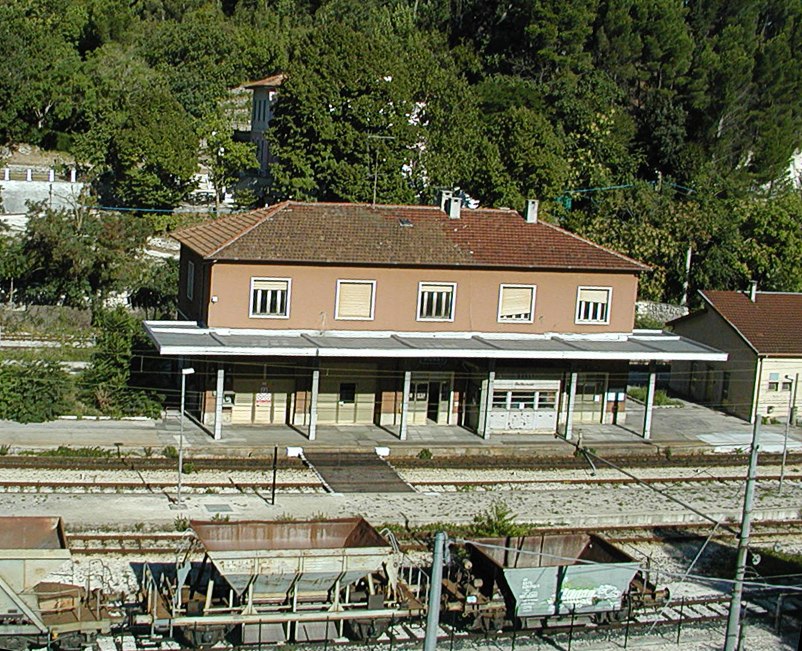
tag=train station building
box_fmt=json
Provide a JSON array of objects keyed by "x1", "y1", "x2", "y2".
[{"x1": 144, "y1": 198, "x2": 725, "y2": 442}]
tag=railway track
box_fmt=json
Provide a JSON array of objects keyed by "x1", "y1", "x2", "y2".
[
  {"x1": 66, "y1": 519, "x2": 802, "y2": 555},
  {"x1": 0, "y1": 471, "x2": 798, "y2": 495},
  {"x1": 1, "y1": 451, "x2": 801, "y2": 472}
]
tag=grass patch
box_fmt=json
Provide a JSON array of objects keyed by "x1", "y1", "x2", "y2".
[
  {"x1": 627, "y1": 386, "x2": 683, "y2": 406},
  {"x1": 19, "y1": 445, "x2": 113, "y2": 458}
]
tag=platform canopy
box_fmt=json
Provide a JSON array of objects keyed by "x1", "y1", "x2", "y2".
[{"x1": 144, "y1": 321, "x2": 726, "y2": 363}]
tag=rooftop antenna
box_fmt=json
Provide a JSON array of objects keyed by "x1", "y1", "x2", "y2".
[{"x1": 367, "y1": 134, "x2": 396, "y2": 206}]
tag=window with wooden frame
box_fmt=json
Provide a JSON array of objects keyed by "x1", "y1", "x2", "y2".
[
  {"x1": 335, "y1": 280, "x2": 375, "y2": 320},
  {"x1": 186, "y1": 260, "x2": 195, "y2": 300},
  {"x1": 498, "y1": 284, "x2": 535, "y2": 322},
  {"x1": 250, "y1": 278, "x2": 290, "y2": 318},
  {"x1": 417, "y1": 282, "x2": 456, "y2": 321},
  {"x1": 575, "y1": 286, "x2": 611, "y2": 324}
]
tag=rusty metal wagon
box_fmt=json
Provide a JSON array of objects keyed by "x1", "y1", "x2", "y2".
[
  {"x1": 442, "y1": 533, "x2": 668, "y2": 631},
  {"x1": 138, "y1": 518, "x2": 426, "y2": 647},
  {"x1": 0, "y1": 517, "x2": 117, "y2": 651}
]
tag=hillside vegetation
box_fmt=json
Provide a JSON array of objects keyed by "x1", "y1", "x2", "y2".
[{"x1": 1, "y1": 0, "x2": 801, "y2": 304}]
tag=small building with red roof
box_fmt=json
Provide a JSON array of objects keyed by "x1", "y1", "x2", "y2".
[
  {"x1": 145, "y1": 196, "x2": 725, "y2": 442},
  {"x1": 669, "y1": 286, "x2": 802, "y2": 423}
]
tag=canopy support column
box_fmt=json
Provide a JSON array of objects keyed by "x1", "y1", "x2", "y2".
[
  {"x1": 309, "y1": 365, "x2": 320, "y2": 441},
  {"x1": 399, "y1": 370, "x2": 411, "y2": 441},
  {"x1": 642, "y1": 362, "x2": 657, "y2": 440},
  {"x1": 564, "y1": 370, "x2": 578, "y2": 441},
  {"x1": 213, "y1": 366, "x2": 224, "y2": 441},
  {"x1": 478, "y1": 361, "x2": 496, "y2": 440}
]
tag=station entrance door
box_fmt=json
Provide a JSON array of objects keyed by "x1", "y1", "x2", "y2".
[{"x1": 409, "y1": 373, "x2": 453, "y2": 425}]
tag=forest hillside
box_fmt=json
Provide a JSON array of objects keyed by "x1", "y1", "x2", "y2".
[{"x1": 1, "y1": 0, "x2": 801, "y2": 305}]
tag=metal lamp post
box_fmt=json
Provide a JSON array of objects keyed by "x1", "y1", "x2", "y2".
[
  {"x1": 780, "y1": 374, "x2": 799, "y2": 494},
  {"x1": 176, "y1": 367, "x2": 195, "y2": 509}
]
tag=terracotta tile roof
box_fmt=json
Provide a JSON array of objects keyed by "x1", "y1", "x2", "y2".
[
  {"x1": 699, "y1": 290, "x2": 802, "y2": 355},
  {"x1": 172, "y1": 201, "x2": 648, "y2": 272},
  {"x1": 244, "y1": 73, "x2": 285, "y2": 89}
]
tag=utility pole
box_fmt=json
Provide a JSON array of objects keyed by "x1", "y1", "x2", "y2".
[
  {"x1": 724, "y1": 415, "x2": 762, "y2": 650},
  {"x1": 423, "y1": 531, "x2": 446, "y2": 651},
  {"x1": 680, "y1": 243, "x2": 692, "y2": 307},
  {"x1": 780, "y1": 373, "x2": 799, "y2": 493}
]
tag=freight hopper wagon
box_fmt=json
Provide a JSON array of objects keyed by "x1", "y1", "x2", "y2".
[
  {"x1": 138, "y1": 518, "x2": 426, "y2": 647},
  {"x1": 0, "y1": 517, "x2": 116, "y2": 651},
  {"x1": 443, "y1": 533, "x2": 668, "y2": 632}
]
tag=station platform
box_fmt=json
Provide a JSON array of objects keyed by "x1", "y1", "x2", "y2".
[{"x1": 0, "y1": 400, "x2": 801, "y2": 460}]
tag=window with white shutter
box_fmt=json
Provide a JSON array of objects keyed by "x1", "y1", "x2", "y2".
[
  {"x1": 250, "y1": 278, "x2": 290, "y2": 318},
  {"x1": 417, "y1": 282, "x2": 456, "y2": 321},
  {"x1": 575, "y1": 287, "x2": 611, "y2": 324},
  {"x1": 335, "y1": 280, "x2": 375, "y2": 320},
  {"x1": 498, "y1": 285, "x2": 535, "y2": 322}
]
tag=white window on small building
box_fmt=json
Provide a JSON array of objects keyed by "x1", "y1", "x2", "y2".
[
  {"x1": 335, "y1": 280, "x2": 375, "y2": 320},
  {"x1": 250, "y1": 278, "x2": 290, "y2": 318},
  {"x1": 417, "y1": 282, "x2": 456, "y2": 321},
  {"x1": 186, "y1": 260, "x2": 195, "y2": 300},
  {"x1": 575, "y1": 286, "x2": 612, "y2": 324},
  {"x1": 498, "y1": 284, "x2": 535, "y2": 322},
  {"x1": 768, "y1": 372, "x2": 780, "y2": 391}
]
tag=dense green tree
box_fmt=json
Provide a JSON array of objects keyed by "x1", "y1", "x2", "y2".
[
  {"x1": 550, "y1": 71, "x2": 639, "y2": 188},
  {"x1": 18, "y1": 205, "x2": 150, "y2": 307},
  {"x1": 74, "y1": 44, "x2": 199, "y2": 208},
  {"x1": 269, "y1": 23, "x2": 486, "y2": 203},
  {"x1": 737, "y1": 192, "x2": 802, "y2": 291},
  {"x1": 81, "y1": 307, "x2": 161, "y2": 417},
  {"x1": 0, "y1": 360, "x2": 72, "y2": 423},
  {"x1": 0, "y1": 2, "x2": 84, "y2": 142},
  {"x1": 490, "y1": 106, "x2": 570, "y2": 206},
  {"x1": 683, "y1": 1, "x2": 802, "y2": 185},
  {"x1": 100, "y1": 87, "x2": 199, "y2": 208},
  {"x1": 201, "y1": 114, "x2": 259, "y2": 210},
  {"x1": 129, "y1": 258, "x2": 179, "y2": 320}
]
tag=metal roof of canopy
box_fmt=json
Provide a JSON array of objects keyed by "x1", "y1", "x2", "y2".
[{"x1": 144, "y1": 321, "x2": 727, "y2": 362}]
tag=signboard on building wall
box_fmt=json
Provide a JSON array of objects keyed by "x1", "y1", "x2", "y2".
[{"x1": 256, "y1": 385, "x2": 272, "y2": 406}]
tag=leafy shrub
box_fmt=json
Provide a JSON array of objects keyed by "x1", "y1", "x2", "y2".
[
  {"x1": 627, "y1": 386, "x2": 682, "y2": 407},
  {"x1": 417, "y1": 448, "x2": 433, "y2": 460},
  {"x1": 471, "y1": 501, "x2": 528, "y2": 537},
  {"x1": 0, "y1": 359, "x2": 74, "y2": 423},
  {"x1": 80, "y1": 308, "x2": 162, "y2": 418},
  {"x1": 162, "y1": 445, "x2": 178, "y2": 459},
  {"x1": 20, "y1": 446, "x2": 112, "y2": 458}
]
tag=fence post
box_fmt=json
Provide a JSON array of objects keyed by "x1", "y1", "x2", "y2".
[
  {"x1": 567, "y1": 604, "x2": 576, "y2": 651},
  {"x1": 623, "y1": 597, "x2": 632, "y2": 648},
  {"x1": 774, "y1": 594, "x2": 784, "y2": 634},
  {"x1": 676, "y1": 597, "x2": 684, "y2": 644}
]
